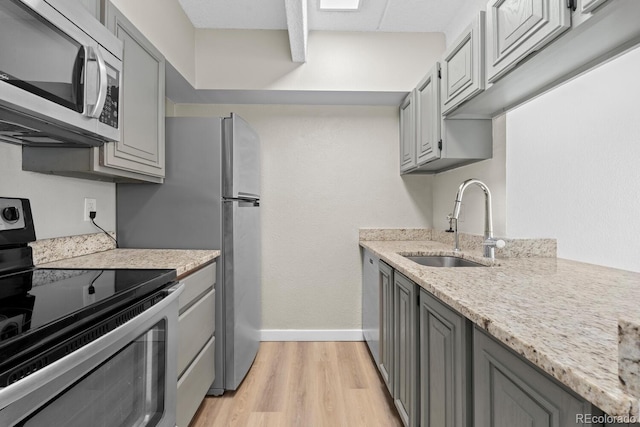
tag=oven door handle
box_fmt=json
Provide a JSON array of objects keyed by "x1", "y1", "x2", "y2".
[{"x1": 0, "y1": 282, "x2": 185, "y2": 412}]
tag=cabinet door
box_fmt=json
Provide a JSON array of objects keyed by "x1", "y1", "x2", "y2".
[
  {"x1": 581, "y1": 0, "x2": 609, "y2": 13},
  {"x1": 415, "y1": 64, "x2": 441, "y2": 166},
  {"x1": 474, "y1": 327, "x2": 592, "y2": 427},
  {"x1": 486, "y1": 0, "x2": 570, "y2": 83},
  {"x1": 442, "y1": 12, "x2": 485, "y2": 116},
  {"x1": 420, "y1": 290, "x2": 472, "y2": 427},
  {"x1": 379, "y1": 261, "x2": 394, "y2": 395},
  {"x1": 76, "y1": 0, "x2": 100, "y2": 19},
  {"x1": 394, "y1": 273, "x2": 418, "y2": 427},
  {"x1": 362, "y1": 249, "x2": 380, "y2": 367},
  {"x1": 101, "y1": 2, "x2": 166, "y2": 179},
  {"x1": 399, "y1": 91, "x2": 416, "y2": 173}
]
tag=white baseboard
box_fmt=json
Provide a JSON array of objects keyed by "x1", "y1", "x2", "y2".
[{"x1": 261, "y1": 329, "x2": 364, "y2": 342}]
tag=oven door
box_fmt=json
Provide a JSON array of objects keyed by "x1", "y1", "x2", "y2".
[{"x1": 0, "y1": 282, "x2": 184, "y2": 427}]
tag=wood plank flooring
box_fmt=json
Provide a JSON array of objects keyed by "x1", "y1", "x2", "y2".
[{"x1": 190, "y1": 341, "x2": 403, "y2": 427}]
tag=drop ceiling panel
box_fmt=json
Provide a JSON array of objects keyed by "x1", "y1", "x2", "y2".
[
  {"x1": 378, "y1": 0, "x2": 470, "y2": 32},
  {"x1": 178, "y1": 0, "x2": 480, "y2": 32},
  {"x1": 177, "y1": 0, "x2": 287, "y2": 29}
]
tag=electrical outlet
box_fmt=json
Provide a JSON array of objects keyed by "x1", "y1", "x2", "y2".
[{"x1": 84, "y1": 198, "x2": 97, "y2": 221}]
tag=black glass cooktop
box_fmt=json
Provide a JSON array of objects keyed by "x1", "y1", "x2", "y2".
[{"x1": 0, "y1": 268, "x2": 176, "y2": 382}]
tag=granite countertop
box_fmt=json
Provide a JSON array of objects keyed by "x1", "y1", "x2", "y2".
[
  {"x1": 39, "y1": 248, "x2": 220, "y2": 278},
  {"x1": 360, "y1": 238, "x2": 640, "y2": 418}
]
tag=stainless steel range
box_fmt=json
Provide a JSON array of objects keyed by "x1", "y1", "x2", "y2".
[{"x1": 0, "y1": 197, "x2": 183, "y2": 427}]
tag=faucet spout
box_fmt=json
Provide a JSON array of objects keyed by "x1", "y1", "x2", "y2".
[{"x1": 451, "y1": 179, "x2": 502, "y2": 259}]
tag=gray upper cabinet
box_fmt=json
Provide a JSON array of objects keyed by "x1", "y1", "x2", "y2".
[
  {"x1": 441, "y1": 12, "x2": 485, "y2": 116},
  {"x1": 402, "y1": 61, "x2": 492, "y2": 175},
  {"x1": 415, "y1": 64, "x2": 441, "y2": 166},
  {"x1": 474, "y1": 327, "x2": 592, "y2": 427},
  {"x1": 399, "y1": 91, "x2": 416, "y2": 173},
  {"x1": 99, "y1": 1, "x2": 166, "y2": 183},
  {"x1": 580, "y1": 0, "x2": 609, "y2": 13},
  {"x1": 77, "y1": 0, "x2": 100, "y2": 19},
  {"x1": 449, "y1": 0, "x2": 639, "y2": 118},
  {"x1": 362, "y1": 249, "x2": 380, "y2": 368},
  {"x1": 394, "y1": 272, "x2": 418, "y2": 427},
  {"x1": 486, "y1": 0, "x2": 571, "y2": 84},
  {"x1": 420, "y1": 290, "x2": 472, "y2": 427},
  {"x1": 379, "y1": 261, "x2": 394, "y2": 395}
]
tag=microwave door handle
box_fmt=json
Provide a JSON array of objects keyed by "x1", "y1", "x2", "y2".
[
  {"x1": 89, "y1": 47, "x2": 108, "y2": 119},
  {"x1": 71, "y1": 46, "x2": 87, "y2": 110}
]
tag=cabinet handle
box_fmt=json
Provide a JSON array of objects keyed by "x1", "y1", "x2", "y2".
[
  {"x1": 567, "y1": 0, "x2": 577, "y2": 11},
  {"x1": 369, "y1": 258, "x2": 374, "y2": 264}
]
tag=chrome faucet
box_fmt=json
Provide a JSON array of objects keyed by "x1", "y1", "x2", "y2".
[{"x1": 450, "y1": 179, "x2": 505, "y2": 259}]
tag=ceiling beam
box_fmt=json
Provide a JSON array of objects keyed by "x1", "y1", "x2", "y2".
[{"x1": 285, "y1": 0, "x2": 308, "y2": 63}]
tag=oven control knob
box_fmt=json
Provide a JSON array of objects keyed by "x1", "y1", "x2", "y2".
[{"x1": 2, "y1": 207, "x2": 20, "y2": 223}]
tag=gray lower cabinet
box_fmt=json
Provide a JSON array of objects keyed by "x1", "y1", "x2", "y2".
[
  {"x1": 419, "y1": 290, "x2": 472, "y2": 427},
  {"x1": 362, "y1": 249, "x2": 380, "y2": 367},
  {"x1": 474, "y1": 327, "x2": 592, "y2": 427},
  {"x1": 98, "y1": 1, "x2": 166, "y2": 183},
  {"x1": 393, "y1": 272, "x2": 418, "y2": 427},
  {"x1": 379, "y1": 261, "x2": 394, "y2": 394},
  {"x1": 176, "y1": 262, "x2": 216, "y2": 427}
]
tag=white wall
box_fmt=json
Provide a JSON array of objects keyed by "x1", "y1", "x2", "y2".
[
  {"x1": 195, "y1": 30, "x2": 445, "y2": 91},
  {"x1": 506, "y1": 46, "x2": 640, "y2": 272},
  {"x1": 0, "y1": 143, "x2": 115, "y2": 239},
  {"x1": 432, "y1": 115, "x2": 507, "y2": 236},
  {"x1": 172, "y1": 104, "x2": 433, "y2": 332}
]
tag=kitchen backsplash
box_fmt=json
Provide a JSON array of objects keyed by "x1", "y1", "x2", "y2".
[
  {"x1": 30, "y1": 232, "x2": 117, "y2": 265},
  {"x1": 360, "y1": 228, "x2": 556, "y2": 258}
]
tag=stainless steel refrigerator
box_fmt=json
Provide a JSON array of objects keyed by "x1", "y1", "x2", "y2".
[{"x1": 116, "y1": 114, "x2": 261, "y2": 395}]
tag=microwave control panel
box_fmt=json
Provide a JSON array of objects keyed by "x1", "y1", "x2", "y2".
[{"x1": 99, "y1": 69, "x2": 119, "y2": 129}]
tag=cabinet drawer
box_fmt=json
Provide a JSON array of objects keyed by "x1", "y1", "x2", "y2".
[
  {"x1": 178, "y1": 289, "x2": 215, "y2": 377},
  {"x1": 179, "y1": 262, "x2": 216, "y2": 312},
  {"x1": 177, "y1": 336, "x2": 215, "y2": 427}
]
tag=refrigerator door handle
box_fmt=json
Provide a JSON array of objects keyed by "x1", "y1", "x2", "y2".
[{"x1": 224, "y1": 197, "x2": 260, "y2": 206}]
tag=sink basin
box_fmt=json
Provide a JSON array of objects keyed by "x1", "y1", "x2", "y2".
[{"x1": 404, "y1": 256, "x2": 485, "y2": 267}]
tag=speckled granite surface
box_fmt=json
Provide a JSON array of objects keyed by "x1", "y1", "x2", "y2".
[
  {"x1": 38, "y1": 249, "x2": 220, "y2": 277},
  {"x1": 360, "y1": 238, "x2": 640, "y2": 418},
  {"x1": 430, "y1": 229, "x2": 557, "y2": 258},
  {"x1": 359, "y1": 228, "x2": 432, "y2": 241},
  {"x1": 359, "y1": 228, "x2": 556, "y2": 258},
  {"x1": 29, "y1": 232, "x2": 116, "y2": 265},
  {"x1": 619, "y1": 318, "x2": 640, "y2": 398}
]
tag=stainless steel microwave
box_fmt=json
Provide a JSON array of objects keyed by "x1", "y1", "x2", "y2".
[{"x1": 0, "y1": 0, "x2": 122, "y2": 147}]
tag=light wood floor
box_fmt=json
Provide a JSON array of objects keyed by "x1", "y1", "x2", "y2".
[{"x1": 190, "y1": 341, "x2": 403, "y2": 427}]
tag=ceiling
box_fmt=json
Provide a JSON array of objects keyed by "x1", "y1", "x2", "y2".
[
  {"x1": 177, "y1": 0, "x2": 472, "y2": 63},
  {"x1": 177, "y1": 0, "x2": 469, "y2": 33}
]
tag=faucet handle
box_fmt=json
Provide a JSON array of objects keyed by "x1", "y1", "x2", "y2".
[
  {"x1": 484, "y1": 238, "x2": 506, "y2": 249},
  {"x1": 446, "y1": 213, "x2": 455, "y2": 232}
]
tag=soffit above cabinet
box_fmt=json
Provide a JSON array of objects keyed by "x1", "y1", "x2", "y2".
[{"x1": 165, "y1": 62, "x2": 408, "y2": 106}]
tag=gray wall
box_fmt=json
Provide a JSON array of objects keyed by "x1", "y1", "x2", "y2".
[{"x1": 0, "y1": 143, "x2": 115, "y2": 239}]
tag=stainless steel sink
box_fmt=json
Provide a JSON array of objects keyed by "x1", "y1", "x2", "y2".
[{"x1": 404, "y1": 256, "x2": 485, "y2": 267}]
